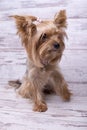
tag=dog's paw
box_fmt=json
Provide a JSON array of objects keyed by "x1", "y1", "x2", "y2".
[
  {"x1": 33, "y1": 102, "x2": 48, "y2": 112},
  {"x1": 18, "y1": 86, "x2": 30, "y2": 98},
  {"x1": 62, "y1": 90, "x2": 72, "y2": 101}
]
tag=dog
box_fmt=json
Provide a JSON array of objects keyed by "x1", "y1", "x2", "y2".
[{"x1": 9, "y1": 10, "x2": 71, "y2": 112}]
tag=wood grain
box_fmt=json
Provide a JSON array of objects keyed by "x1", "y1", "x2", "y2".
[{"x1": 0, "y1": 0, "x2": 87, "y2": 130}]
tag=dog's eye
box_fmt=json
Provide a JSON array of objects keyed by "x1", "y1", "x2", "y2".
[
  {"x1": 41, "y1": 33, "x2": 47, "y2": 41},
  {"x1": 39, "y1": 33, "x2": 47, "y2": 44},
  {"x1": 42, "y1": 33, "x2": 47, "y2": 39}
]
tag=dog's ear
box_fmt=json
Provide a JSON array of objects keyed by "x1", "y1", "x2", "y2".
[
  {"x1": 54, "y1": 10, "x2": 67, "y2": 28},
  {"x1": 10, "y1": 15, "x2": 37, "y2": 45}
]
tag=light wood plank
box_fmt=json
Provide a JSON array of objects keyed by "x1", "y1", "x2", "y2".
[{"x1": 0, "y1": 0, "x2": 87, "y2": 130}]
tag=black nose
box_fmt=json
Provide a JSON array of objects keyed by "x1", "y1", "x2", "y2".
[{"x1": 53, "y1": 43, "x2": 60, "y2": 49}]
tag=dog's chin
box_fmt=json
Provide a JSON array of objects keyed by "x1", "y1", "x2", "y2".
[
  {"x1": 40, "y1": 59, "x2": 49, "y2": 67},
  {"x1": 39, "y1": 51, "x2": 62, "y2": 67},
  {"x1": 40, "y1": 57, "x2": 59, "y2": 67}
]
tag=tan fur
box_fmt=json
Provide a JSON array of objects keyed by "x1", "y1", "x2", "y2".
[{"x1": 9, "y1": 10, "x2": 71, "y2": 112}]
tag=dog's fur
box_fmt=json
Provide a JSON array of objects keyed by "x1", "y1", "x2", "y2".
[{"x1": 9, "y1": 10, "x2": 71, "y2": 112}]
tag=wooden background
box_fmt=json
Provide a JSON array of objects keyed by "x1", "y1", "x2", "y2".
[{"x1": 0, "y1": 0, "x2": 87, "y2": 130}]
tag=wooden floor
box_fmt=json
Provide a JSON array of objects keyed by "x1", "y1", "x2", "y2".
[{"x1": 0, "y1": 0, "x2": 87, "y2": 130}]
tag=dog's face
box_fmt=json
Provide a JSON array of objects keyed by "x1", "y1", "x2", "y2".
[{"x1": 12, "y1": 10, "x2": 67, "y2": 68}]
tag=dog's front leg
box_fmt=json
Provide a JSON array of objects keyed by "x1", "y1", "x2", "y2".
[
  {"x1": 31, "y1": 83, "x2": 48, "y2": 112},
  {"x1": 51, "y1": 70, "x2": 72, "y2": 101},
  {"x1": 28, "y1": 68, "x2": 48, "y2": 112}
]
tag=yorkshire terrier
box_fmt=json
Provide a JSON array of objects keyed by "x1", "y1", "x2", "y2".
[{"x1": 9, "y1": 10, "x2": 71, "y2": 112}]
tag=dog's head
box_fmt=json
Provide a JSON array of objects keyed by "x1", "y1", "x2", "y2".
[{"x1": 12, "y1": 10, "x2": 67, "y2": 68}]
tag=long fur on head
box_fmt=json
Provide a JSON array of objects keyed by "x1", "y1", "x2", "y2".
[{"x1": 10, "y1": 10, "x2": 67, "y2": 68}]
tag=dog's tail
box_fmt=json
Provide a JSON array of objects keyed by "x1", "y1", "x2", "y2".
[{"x1": 8, "y1": 80, "x2": 22, "y2": 89}]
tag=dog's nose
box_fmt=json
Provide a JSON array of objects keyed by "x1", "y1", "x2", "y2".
[{"x1": 53, "y1": 43, "x2": 60, "y2": 49}]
